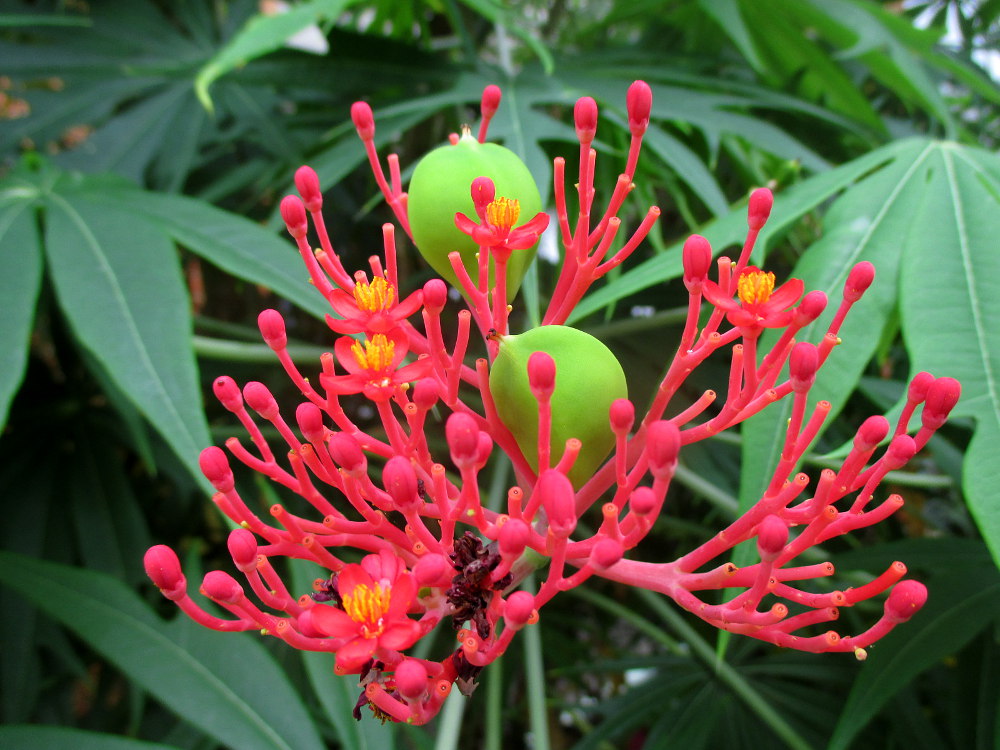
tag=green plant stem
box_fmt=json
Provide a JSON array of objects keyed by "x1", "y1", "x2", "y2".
[
  {"x1": 522, "y1": 576, "x2": 551, "y2": 750},
  {"x1": 434, "y1": 688, "x2": 466, "y2": 750},
  {"x1": 484, "y1": 654, "x2": 503, "y2": 750},
  {"x1": 193, "y1": 335, "x2": 328, "y2": 363}
]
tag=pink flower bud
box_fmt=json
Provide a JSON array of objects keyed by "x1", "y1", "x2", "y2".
[
  {"x1": 884, "y1": 434, "x2": 917, "y2": 470},
  {"x1": 630, "y1": 486, "x2": 657, "y2": 515},
  {"x1": 609, "y1": 398, "x2": 634, "y2": 435},
  {"x1": 682, "y1": 234, "x2": 712, "y2": 291},
  {"x1": 446, "y1": 412, "x2": 480, "y2": 468},
  {"x1": 199, "y1": 446, "x2": 235, "y2": 492},
  {"x1": 536, "y1": 469, "x2": 576, "y2": 537},
  {"x1": 922, "y1": 377, "x2": 961, "y2": 430},
  {"x1": 279, "y1": 195, "x2": 309, "y2": 239},
  {"x1": 756, "y1": 515, "x2": 788, "y2": 561},
  {"x1": 243, "y1": 381, "x2": 279, "y2": 420},
  {"x1": 748, "y1": 188, "x2": 773, "y2": 230},
  {"x1": 295, "y1": 402, "x2": 326, "y2": 444},
  {"x1": 590, "y1": 538, "x2": 624, "y2": 570},
  {"x1": 626, "y1": 80, "x2": 652, "y2": 136},
  {"x1": 481, "y1": 84, "x2": 502, "y2": 119},
  {"x1": 296, "y1": 607, "x2": 324, "y2": 638},
  {"x1": 227, "y1": 528, "x2": 258, "y2": 573},
  {"x1": 789, "y1": 342, "x2": 819, "y2": 393},
  {"x1": 201, "y1": 571, "x2": 243, "y2": 604},
  {"x1": 844, "y1": 262, "x2": 875, "y2": 302},
  {"x1": 350, "y1": 101, "x2": 375, "y2": 140},
  {"x1": 422, "y1": 279, "x2": 448, "y2": 314},
  {"x1": 470, "y1": 176, "x2": 496, "y2": 212},
  {"x1": 413, "y1": 378, "x2": 440, "y2": 409},
  {"x1": 574, "y1": 96, "x2": 598, "y2": 144},
  {"x1": 327, "y1": 432, "x2": 367, "y2": 474},
  {"x1": 907, "y1": 371, "x2": 935, "y2": 403},
  {"x1": 294, "y1": 165, "x2": 322, "y2": 212},
  {"x1": 884, "y1": 579, "x2": 927, "y2": 622},
  {"x1": 793, "y1": 290, "x2": 827, "y2": 326},
  {"x1": 645, "y1": 421, "x2": 681, "y2": 479},
  {"x1": 213, "y1": 375, "x2": 244, "y2": 412},
  {"x1": 383, "y1": 456, "x2": 420, "y2": 510},
  {"x1": 257, "y1": 309, "x2": 287, "y2": 350},
  {"x1": 476, "y1": 431, "x2": 493, "y2": 468},
  {"x1": 503, "y1": 590, "x2": 536, "y2": 628},
  {"x1": 528, "y1": 351, "x2": 556, "y2": 400},
  {"x1": 499, "y1": 518, "x2": 530, "y2": 556},
  {"x1": 413, "y1": 554, "x2": 451, "y2": 586},
  {"x1": 855, "y1": 415, "x2": 889, "y2": 451},
  {"x1": 395, "y1": 658, "x2": 429, "y2": 700},
  {"x1": 144, "y1": 545, "x2": 186, "y2": 600}
]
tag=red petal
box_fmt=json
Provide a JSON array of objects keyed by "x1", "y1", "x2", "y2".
[
  {"x1": 386, "y1": 574, "x2": 416, "y2": 618},
  {"x1": 334, "y1": 336, "x2": 366, "y2": 375},
  {"x1": 379, "y1": 620, "x2": 422, "y2": 651},
  {"x1": 454, "y1": 212, "x2": 479, "y2": 236},
  {"x1": 701, "y1": 279, "x2": 739, "y2": 312},
  {"x1": 766, "y1": 278, "x2": 804, "y2": 310},
  {"x1": 336, "y1": 563, "x2": 374, "y2": 596},
  {"x1": 309, "y1": 604, "x2": 357, "y2": 638},
  {"x1": 335, "y1": 636, "x2": 377, "y2": 672}
]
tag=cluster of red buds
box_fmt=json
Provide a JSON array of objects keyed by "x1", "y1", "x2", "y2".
[{"x1": 144, "y1": 80, "x2": 961, "y2": 724}]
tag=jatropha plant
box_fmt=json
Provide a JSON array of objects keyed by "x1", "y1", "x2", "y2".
[{"x1": 145, "y1": 80, "x2": 961, "y2": 724}]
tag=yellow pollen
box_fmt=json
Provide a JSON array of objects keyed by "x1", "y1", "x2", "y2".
[
  {"x1": 353, "y1": 276, "x2": 395, "y2": 313},
  {"x1": 351, "y1": 334, "x2": 395, "y2": 371},
  {"x1": 737, "y1": 270, "x2": 776, "y2": 306},
  {"x1": 342, "y1": 582, "x2": 392, "y2": 638},
  {"x1": 486, "y1": 197, "x2": 520, "y2": 232}
]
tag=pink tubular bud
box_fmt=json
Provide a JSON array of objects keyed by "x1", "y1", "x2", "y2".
[
  {"x1": 257, "y1": 309, "x2": 287, "y2": 350},
  {"x1": 855, "y1": 415, "x2": 889, "y2": 451},
  {"x1": 243, "y1": 381, "x2": 279, "y2": 420},
  {"x1": 199, "y1": 446, "x2": 235, "y2": 492},
  {"x1": 470, "y1": 176, "x2": 496, "y2": 212},
  {"x1": 630, "y1": 486, "x2": 657, "y2": 515},
  {"x1": 413, "y1": 554, "x2": 451, "y2": 586},
  {"x1": 350, "y1": 101, "x2": 375, "y2": 140},
  {"x1": 446, "y1": 412, "x2": 480, "y2": 468},
  {"x1": 645, "y1": 421, "x2": 681, "y2": 479},
  {"x1": 413, "y1": 378, "x2": 440, "y2": 409},
  {"x1": 527, "y1": 351, "x2": 556, "y2": 400},
  {"x1": 294, "y1": 165, "x2": 323, "y2": 212},
  {"x1": 609, "y1": 398, "x2": 635, "y2": 434},
  {"x1": 327, "y1": 432, "x2": 367, "y2": 474},
  {"x1": 395, "y1": 659, "x2": 429, "y2": 700},
  {"x1": 503, "y1": 590, "x2": 537, "y2": 629},
  {"x1": 756, "y1": 515, "x2": 788, "y2": 562},
  {"x1": 201, "y1": 571, "x2": 243, "y2": 604},
  {"x1": 475, "y1": 431, "x2": 493, "y2": 468},
  {"x1": 383, "y1": 456, "x2": 420, "y2": 510},
  {"x1": 789, "y1": 342, "x2": 819, "y2": 393},
  {"x1": 536, "y1": 469, "x2": 576, "y2": 537},
  {"x1": 144, "y1": 545, "x2": 186, "y2": 600},
  {"x1": 422, "y1": 279, "x2": 448, "y2": 314},
  {"x1": 213, "y1": 375, "x2": 244, "y2": 412},
  {"x1": 279, "y1": 195, "x2": 309, "y2": 239},
  {"x1": 499, "y1": 518, "x2": 530, "y2": 556},
  {"x1": 844, "y1": 262, "x2": 875, "y2": 302},
  {"x1": 922, "y1": 377, "x2": 961, "y2": 430},
  {"x1": 885, "y1": 580, "x2": 927, "y2": 622},
  {"x1": 295, "y1": 402, "x2": 326, "y2": 444},
  {"x1": 481, "y1": 84, "x2": 502, "y2": 118},
  {"x1": 227, "y1": 528, "x2": 258, "y2": 573},
  {"x1": 748, "y1": 188, "x2": 773, "y2": 231},
  {"x1": 793, "y1": 290, "x2": 828, "y2": 326},
  {"x1": 884, "y1": 434, "x2": 917, "y2": 470},
  {"x1": 626, "y1": 80, "x2": 652, "y2": 136},
  {"x1": 907, "y1": 371, "x2": 935, "y2": 403},
  {"x1": 574, "y1": 96, "x2": 598, "y2": 144},
  {"x1": 682, "y1": 234, "x2": 712, "y2": 291},
  {"x1": 590, "y1": 538, "x2": 624, "y2": 570}
]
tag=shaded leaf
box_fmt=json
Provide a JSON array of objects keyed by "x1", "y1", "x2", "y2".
[{"x1": 0, "y1": 726, "x2": 182, "y2": 750}]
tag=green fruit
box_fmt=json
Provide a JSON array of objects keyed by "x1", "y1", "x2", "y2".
[
  {"x1": 408, "y1": 130, "x2": 542, "y2": 296},
  {"x1": 490, "y1": 325, "x2": 627, "y2": 488}
]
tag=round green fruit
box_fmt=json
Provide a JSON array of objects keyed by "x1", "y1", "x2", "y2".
[
  {"x1": 490, "y1": 325, "x2": 627, "y2": 488},
  {"x1": 408, "y1": 130, "x2": 543, "y2": 296}
]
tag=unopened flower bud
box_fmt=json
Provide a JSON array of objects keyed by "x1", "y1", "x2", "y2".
[
  {"x1": 481, "y1": 84, "x2": 502, "y2": 119},
  {"x1": 907, "y1": 371, "x2": 935, "y2": 403},
  {"x1": 201, "y1": 571, "x2": 243, "y2": 604},
  {"x1": 503, "y1": 590, "x2": 537, "y2": 629},
  {"x1": 527, "y1": 351, "x2": 556, "y2": 400},
  {"x1": 383, "y1": 456, "x2": 420, "y2": 510},
  {"x1": 626, "y1": 80, "x2": 652, "y2": 136},
  {"x1": 446, "y1": 412, "x2": 480, "y2": 468},
  {"x1": 630, "y1": 486, "x2": 657, "y2": 515},
  {"x1": 199, "y1": 446, "x2": 234, "y2": 492},
  {"x1": 413, "y1": 554, "x2": 451, "y2": 586},
  {"x1": 748, "y1": 188, "x2": 773, "y2": 230},
  {"x1": 475, "y1": 431, "x2": 493, "y2": 468},
  {"x1": 395, "y1": 659, "x2": 429, "y2": 700},
  {"x1": 536, "y1": 469, "x2": 576, "y2": 537},
  {"x1": 855, "y1": 415, "x2": 889, "y2": 451},
  {"x1": 294, "y1": 165, "x2": 322, "y2": 212},
  {"x1": 499, "y1": 518, "x2": 530, "y2": 556},
  {"x1": 885, "y1": 579, "x2": 927, "y2": 622},
  {"x1": 789, "y1": 342, "x2": 819, "y2": 393},
  {"x1": 295, "y1": 402, "x2": 326, "y2": 444},
  {"x1": 227, "y1": 528, "x2": 258, "y2": 573},
  {"x1": 350, "y1": 101, "x2": 375, "y2": 140},
  {"x1": 922, "y1": 377, "x2": 961, "y2": 430},
  {"x1": 279, "y1": 195, "x2": 309, "y2": 239},
  {"x1": 327, "y1": 432, "x2": 366, "y2": 474},
  {"x1": 213, "y1": 375, "x2": 244, "y2": 412},
  {"x1": 844, "y1": 262, "x2": 875, "y2": 302},
  {"x1": 574, "y1": 96, "x2": 598, "y2": 144},
  {"x1": 422, "y1": 279, "x2": 448, "y2": 314},
  {"x1": 590, "y1": 538, "x2": 624, "y2": 570},
  {"x1": 682, "y1": 235, "x2": 712, "y2": 291},
  {"x1": 645, "y1": 421, "x2": 681, "y2": 479},
  {"x1": 243, "y1": 381, "x2": 279, "y2": 420},
  {"x1": 793, "y1": 290, "x2": 827, "y2": 326},
  {"x1": 257, "y1": 309, "x2": 287, "y2": 350},
  {"x1": 144, "y1": 545, "x2": 186, "y2": 600},
  {"x1": 413, "y1": 378, "x2": 440, "y2": 409},
  {"x1": 470, "y1": 176, "x2": 495, "y2": 213},
  {"x1": 756, "y1": 515, "x2": 788, "y2": 562},
  {"x1": 609, "y1": 398, "x2": 634, "y2": 435},
  {"x1": 884, "y1": 434, "x2": 917, "y2": 470}
]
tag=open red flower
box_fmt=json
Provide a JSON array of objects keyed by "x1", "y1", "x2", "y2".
[
  {"x1": 455, "y1": 195, "x2": 549, "y2": 256},
  {"x1": 324, "y1": 329, "x2": 431, "y2": 400},
  {"x1": 702, "y1": 267, "x2": 804, "y2": 331},
  {"x1": 326, "y1": 274, "x2": 423, "y2": 336}
]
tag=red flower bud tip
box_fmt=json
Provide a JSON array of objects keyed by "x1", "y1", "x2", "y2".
[
  {"x1": 243, "y1": 381, "x2": 279, "y2": 420},
  {"x1": 413, "y1": 378, "x2": 440, "y2": 410},
  {"x1": 609, "y1": 398, "x2": 635, "y2": 435},
  {"x1": 295, "y1": 402, "x2": 326, "y2": 444},
  {"x1": 227, "y1": 528, "x2": 258, "y2": 573},
  {"x1": 536, "y1": 469, "x2": 576, "y2": 537},
  {"x1": 279, "y1": 195, "x2": 309, "y2": 239},
  {"x1": 213, "y1": 375, "x2": 244, "y2": 412},
  {"x1": 294, "y1": 165, "x2": 323, "y2": 212},
  {"x1": 574, "y1": 96, "x2": 598, "y2": 144},
  {"x1": 844, "y1": 261, "x2": 875, "y2": 302},
  {"x1": 682, "y1": 234, "x2": 713, "y2": 291},
  {"x1": 630, "y1": 486, "x2": 657, "y2": 515},
  {"x1": 747, "y1": 188, "x2": 773, "y2": 231},
  {"x1": 789, "y1": 342, "x2": 819, "y2": 393},
  {"x1": 422, "y1": 278, "x2": 448, "y2": 314},
  {"x1": 907, "y1": 371, "x2": 936, "y2": 403},
  {"x1": 590, "y1": 538, "x2": 624, "y2": 570},
  {"x1": 328, "y1": 432, "x2": 366, "y2": 474},
  {"x1": 499, "y1": 518, "x2": 530, "y2": 556},
  {"x1": 855, "y1": 415, "x2": 889, "y2": 451},
  {"x1": 201, "y1": 570, "x2": 243, "y2": 604},
  {"x1": 527, "y1": 351, "x2": 556, "y2": 399},
  {"x1": 144, "y1": 545, "x2": 186, "y2": 600},
  {"x1": 646, "y1": 420, "x2": 681, "y2": 479},
  {"x1": 756, "y1": 515, "x2": 788, "y2": 562},
  {"x1": 350, "y1": 100, "x2": 375, "y2": 140},
  {"x1": 503, "y1": 590, "x2": 537, "y2": 628},
  {"x1": 885, "y1": 579, "x2": 927, "y2": 622},
  {"x1": 446, "y1": 412, "x2": 480, "y2": 468},
  {"x1": 626, "y1": 80, "x2": 652, "y2": 136},
  {"x1": 257, "y1": 309, "x2": 287, "y2": 350},
  {"x1": 413, "y1": 553, "x2": 451, "y2": 586},
  {"x1": 793, "y1": 290, "x2": 828, "y2": 326},
  {"x1": 199, "y1": 446, "x2": 235, "y2": 492},
  {"x1": 470, "y1": 176, "x2": 496, "y2": 212},
  {"x1": 476, "y1": 431, "x2": 493, "y2": 467},
  {"x1": 884, "y1": 434, "x2": 917, "y2": 470},
  {"x1": 383, "y1": 456, "x2": 420, "y2": 510},
  {"x1": 395, "y1": 658, "x2": 429, "y2": 700},
  {"x1": 481, "y1": 84, "x2": 502, "y2": 119},
  {"x1": 922, "y1": 377, "x2": 961, "y2": 430}
]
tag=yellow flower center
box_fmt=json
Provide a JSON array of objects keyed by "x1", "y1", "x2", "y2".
[
  {"x1": 737, "y1": 270, "x2": 775, "y2": 306},
  {"x1": 486, "y1": 197, "x2": 520, "y2": 232},
  {"x1": 353, "y1": 276, "x2": 395, "y2": 313},
  {"x1": 342, "y1": 582, "x2": 391, "y2": 638},
  {"x1": 351, "y1": 334, "x2": 395, "y2": 372}
]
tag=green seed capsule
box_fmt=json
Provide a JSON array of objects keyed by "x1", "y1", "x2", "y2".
[
  {"x1": 408, "y1": 131, "x2": 542, "y2": 296},
  {"x1": 490, "y1": 325, "x2": 627, "y2": 488}
]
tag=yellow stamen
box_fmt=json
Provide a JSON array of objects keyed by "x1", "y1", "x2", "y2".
[
  {"x1": 486, "y1": 197, "x2": 520, "y2": 232},
  {"x1": 342, "y1": 582, "x2": 392, "y2": 638},
  {"x1": 353, "y1": 276, "x2": 395, "y2": 313},
  {"x1": 351, "y1": 334, "x2": 395, "y2": 371},
  {"x1": 737, "y1": 270, "x2": 776, "y2": 306}
]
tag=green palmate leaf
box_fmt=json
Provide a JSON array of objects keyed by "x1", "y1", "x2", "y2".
[
  {"x1": 0, "y1": 726, "x2": 181, "y2": 750},
  {"x1": 0, "y1": 551, "x2": 326, "y2": 750}
]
